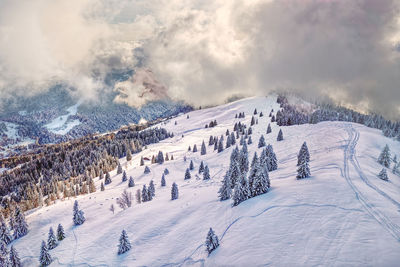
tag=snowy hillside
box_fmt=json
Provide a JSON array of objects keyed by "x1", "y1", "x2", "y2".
[{"x1": 12, "y1": 96, "x2": 400, "y2": 266}]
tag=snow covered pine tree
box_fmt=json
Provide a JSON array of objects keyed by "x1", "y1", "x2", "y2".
[
  {"x1": 73, "y1": 200, "x2": 85, "y2": 226},
  {"x1": 205, "y1": 228, "x2": 220, "y2": 255},
  {"x1": 118, "y1": 230, "x2": 131, "y2": 255}
]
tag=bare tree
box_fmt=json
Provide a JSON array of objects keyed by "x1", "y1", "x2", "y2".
[{"x1": 116, "y1": 190, "x2": 133, "y2": 210}]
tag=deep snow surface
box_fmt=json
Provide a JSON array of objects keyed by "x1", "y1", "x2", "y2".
[{"x1": 13, "y1": 96, "x2": 400, "y2": 266}]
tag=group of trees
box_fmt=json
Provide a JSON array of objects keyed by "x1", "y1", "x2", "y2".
[
  {"x1": 378, "y1": 144, "x2": 399, "y2": 180},
  {"x1": 0, "y1": 206, "x2": 28, "y2": 248},
  {"x1": 0, "y1": 126, "x2": 174, "y2": 218},
  {"x1": 276, "y1": 95, "x2": 400, "y2": 141},
  {"x1": 0, "y1": 242, "x2": 21, "y2": 266}
]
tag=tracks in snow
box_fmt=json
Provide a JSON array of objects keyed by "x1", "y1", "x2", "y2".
[{"x1": 343, "y1": 124, "x2": 400, "y2": 241}]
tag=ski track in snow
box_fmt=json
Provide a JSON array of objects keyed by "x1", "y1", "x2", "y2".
[{"x1": 343, "y1": 124, "x2": 400, "y2": 241}]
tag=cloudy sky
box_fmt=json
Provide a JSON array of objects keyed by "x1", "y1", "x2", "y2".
[{"x1": 0, "y1": 0, "x2": 399, "y2": 118}]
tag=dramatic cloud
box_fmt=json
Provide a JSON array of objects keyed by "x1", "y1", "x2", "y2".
[{"x1": 0, "y1": 0, "x2": 399, "y2": 118}]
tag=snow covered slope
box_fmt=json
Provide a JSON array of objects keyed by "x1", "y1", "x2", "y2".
[{"x1": 14, "y1": 96, "x2": 400, "y2": 266}]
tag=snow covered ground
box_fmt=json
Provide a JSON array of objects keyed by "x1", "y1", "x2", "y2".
[
  {"x1": 14, "y1": 96, "x2": 400, "y2": 266},
  {"x1": 44, "y1": 102, "x2": 81, "y2": 135}
]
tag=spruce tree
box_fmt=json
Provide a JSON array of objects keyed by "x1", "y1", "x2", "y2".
[
  {"x1": 185, "y1": 168, "x2": 191, "y2": 180},
  {"x1": 47, "y1": 227, "x2": 58, "y2": 250},
  {"x1": 205, "y1": 228, "x2": 219, "y2": 255},
  {"x1": 117, "y1": 163, "x2": 123, "y2": 175},
  {"x1": 248, "y1": 153, "x2": 259, "y2": 195},
  {"x1": 267, "y1": 123, "x2": 272, "y2": 134},
  {"x1": 149, "y1": 180, "x2": 155, "y2": 197},
  {"x1": 378, "y1": 168, "x2": 389, "y2": 181},
  {"x1": 39, "y1": 240, "x2": 52, "y2": 267},
  {"x1": 9, "y1": 245, "x2": 21, "y2": 267},
  {"x1": 161, "y1": 174, "x2": 166, "y2": 186},
  {"x1": 0, "y1": 216, "x2": 11, "y2": 245},
  {"x1": 203, "y1": 166, "x2": 211, "y2": 180},
  {"x1": 118, "y1": 230, "x2": 131, "y2": 255},
  {"x1": 201, "y1": 141, "x2": 207, "y2": 155},
  {"x1": 277, "y1": 129, "x2": 283, "y2": 141},
  {"x1": 157, "y1": 151, "x2": 164, "y2": 164},
  {"x1": 297, "y1": 142, "x2": 310, "y2": 166},
  {"x1": 218, "y1": 171, "x2": 232, "y2": 201},
  {"x1": 73, "y1": 200, "x2": 85, "y2": 226},
  {"x1": 297, "y1": 160, "x2": 311, "y2": 179},
  {"x1": 12, "y1": 206, "x2": 28, "y2": 239},
  {"x1": 189, "y1": 160, "x2": 194, "y2": 170},
  {"x1": 164, "y1": 168, "x2": 169, "y2": 175},
  {"x1": 105, "y1": 172, "x2": 112, "y2": 185},
  {"x1": 266, "y1": 144, "x2": 278, "y2": 171},
  {"x1": 247, "y1": 136, "x2": 252, "y2": 145},
  {"x1": 258, "y1": 135, "x2": 266, "y2": 148},
  {"x1": 251, "y1": 162, "x2": 270, "y2": 196},
  {"x1": 218, "y1": 137, "x2": 224, "y2": 153},
  {"x1": 378, "y1": 145, "x2": 391, "y2": 168},
  {"x1": 226, "y1": 134, "x2": 231, "y2": 148},
  {"x1": 393, "y1": 162, "x2": 400, "y2": 175},
  {"x1": 193, "y1": 144, "x2": 198, "y2": 153},
  {"x1": 229, "y1": 163, "x2": 241, "y2": 189},
  {"x1": 238, "y1": 143, "x2": 249, "y2": 174},
  {"x1": 144, "y1": 166, "x2": 151, "y2": 174},
  {"x1": 128, "y1": 177, "x2": 135, "y2": 187},
  {"x1": 171, "y1": 183, "x2": 179, "y2": 200},
  {"x1": 232, "y1": 174, "x2": 250, "y2": 206},
  {"x1": 199, "y1": 161, "x2": 205, "y2": 174},
  {"x1": 142, "y1": 185, "x2": 148, "y2": 202},
  {"x1": 122, "y1": 171, "x2": 127, "y2": 182},
  {"x1": 251, "y1": 116, "x2": 255, "y2": 126},
  {"x1": 0, "y1": 241, "x2": 8, "y2": 266},
  {"x1": 214, "y1": 139, "x2": 218, "y2": 151},
  {"x1": 57, "y1": 224, "x2": 65, "y2": 241}
]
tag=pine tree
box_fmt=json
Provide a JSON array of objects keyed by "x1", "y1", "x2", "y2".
[
  {"x1": 12, "y1": 206, "x2": 28, "y2": 239},
  {"x1": 248, "y1": 153, "x2": 259, "y2": 195},
  {"x1": 267, "y1": 123, "x2": 272, "y2": 134},
  {"x1": 136, "y1": 189, "x2": 141, "y2": 204},
  {"x1": 101, "y1": 182, "x2": 105, "y2": 191},
  {"x1": 161, "y1": 174, "x2": 166, "y2": 186},
  {"x1": 231, "y1": 132, "x2": 236, "y2": 144},
  {"x1": 277, "y1": 129, "x2": 283, "y2": 141},
  {"x1": 117, "y1": 163, "x2": 123, "y2": 175},
  {"x1": 201, "y1": 141, "x2": 207, "y2": 155},
  {"x1": 118, "y1": 230, "x2": 131, "y2": 255},
  {"x1": 214, "y1": 139, "x2": 218, "y2": 151},
  {"x1": 218, "y1": 171, "x2": 232, "y2": 201},
  {"x1": 39, "y1": 240, "x2": 52, "y2": 267},
  {"x1": 171, "y1": 182, "x2": 179, "y2": 200},
  {"x1": 144, "y1": 166, "x2": 151, "y2": 174},
  {"x1": 393, "y1": 162, "x2": 400, "y2": 175},
  {"x1": 47, "y1": 227, "x2": 58, "y2": 250},
  {"x1": 251, "y1": 116, "x2": 255, "y2": 126},
  {"x1": 122, "y1": 171, "x2": 127, "y2": 182},
  {"x1": 205, "y1": 228, "x2": 219, "y2": 255},
  {"x1": 185, "y1": 168, "x2": 191, "y2": 180},
  {"x1": 128, "y1": 177, "x2": 135, "y2": 187},
  {"x1": 157, "y1": 151, "x2": 164, "y2": 164},
  {"x1": 105, "y1": 172, "x2": 112, "y2": 185},
  {"x1": 265, "y1": 144, "x2": 278, "y2": 171},
  {"x1": 378, "y1": 145, "x2": 391, "y2": 168},
  {"x1": 142, "y1": 185, "x2": 148, "y2": 202},
  {"x1": 189, "y1": 160, "x2": 194, "y2": 170},
  {"x1": 378, "y1": 168, "x2": 389, "y2": 181},
  {"x1": 73, "y1": 200, "x2": 85, "y2": 226},
  {"x1": 9, "y1": 245, "x2": 21, "y2": 267},
  {"x1": 164, "y1": 168, "x2": 169, "y2": 175},
  {"x1": 193, "y1": 144, "x2": 198, "y2": 152},
  {"x1": 199, "y1": 161, "x2": 205, "y2": 174},
  {"x1": 0, "y1": 216, "x2": 11, "y2": 245},
  {"x1": 297, "y1": 142, "x2": 310, "y2": 166},
  {"x1": 203, "y1": 166, "x2": 211, "y2": 180},
  {"x1": 258, "y1": 135, "x2": 266, "y2": 148},
  {"x1": 57, "y1": 224, "x2": 65, "y2": 241},
  {"x1": 149, "y1": 180, "x2": 155, "y2": 197}
]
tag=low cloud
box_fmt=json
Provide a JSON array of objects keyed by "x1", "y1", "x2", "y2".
[{"x1": 0, "y1": 0, "x2": 399, "y2": 118}]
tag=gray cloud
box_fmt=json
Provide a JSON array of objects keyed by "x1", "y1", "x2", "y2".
[{"x1": 0, "y1": 0, "x2": 399, "y2": 118}]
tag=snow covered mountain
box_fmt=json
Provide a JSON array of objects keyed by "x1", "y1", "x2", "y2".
[{"x1": 9, "y1": 95, "x2": 400, "y2": 266}]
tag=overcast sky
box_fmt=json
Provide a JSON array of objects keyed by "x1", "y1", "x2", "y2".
[{"x1": 0, "y1": 0, "x2": 399, "y2": 118}]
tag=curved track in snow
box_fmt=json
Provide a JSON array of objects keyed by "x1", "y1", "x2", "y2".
[{"x1": 343, "y1": 124, "x2": 400, "y2": 241}]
